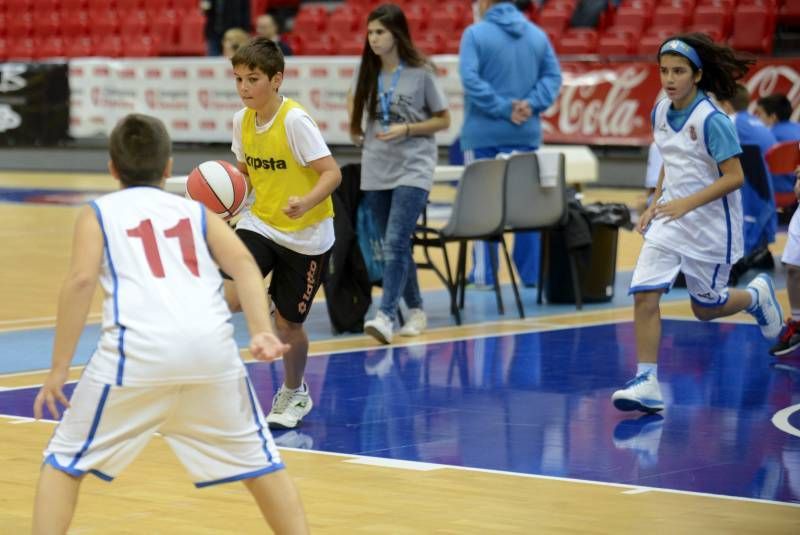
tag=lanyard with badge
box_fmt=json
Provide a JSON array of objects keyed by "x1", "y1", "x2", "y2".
[{"x1": 378, "y1": 62, "x2": 403, "y2": 131}]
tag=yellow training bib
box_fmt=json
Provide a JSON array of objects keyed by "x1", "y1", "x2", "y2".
[{"x1": 241, "y1": 98, "x2": 334, "y2": 232}]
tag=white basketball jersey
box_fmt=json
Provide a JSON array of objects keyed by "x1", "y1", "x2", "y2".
[
  {"x1": 85, "y1": 187, "x2": 245, "y2": 386},
  {"x1": 649, "y1": 98, "x2": 743, "y2": 264}
]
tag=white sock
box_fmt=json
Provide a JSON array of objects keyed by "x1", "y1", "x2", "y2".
[
  {"x1": 747, "y1": 287, "x2": 758, "y2": 310},
  {"x1": 637, "y1": 362, "x2": 658, "y2": 378},
  {"x1": 283, "y1": 383, "x2": 306, "y2": 394}
]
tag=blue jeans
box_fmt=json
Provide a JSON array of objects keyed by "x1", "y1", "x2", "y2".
[
  {"x1": 463, "y1": 145, "x2": 541, "y2": 286},
  {"x1": 363, "y1": 186, "x2": 428, "y2": 320}
]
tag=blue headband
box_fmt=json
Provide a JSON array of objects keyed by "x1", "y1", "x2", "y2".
[{"x1": 659, "y1": 40, "x2": 703, "y2": 70}]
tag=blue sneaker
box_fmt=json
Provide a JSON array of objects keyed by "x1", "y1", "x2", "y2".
[
  {"x1": 612, "y1": 372, "x2": 664, "y2": 413},
  {"x1": 746, "y1": 273, "x2": 783, "y2": 340}
]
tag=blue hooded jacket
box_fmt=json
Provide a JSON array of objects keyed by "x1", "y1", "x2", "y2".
[{"x1": 459, "y1": 2, "x2": 562, "y2": 151}]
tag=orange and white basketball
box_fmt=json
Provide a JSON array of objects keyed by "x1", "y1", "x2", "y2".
[{"x1": 185, "y1": 160, "x2": 248, "y2": 220}]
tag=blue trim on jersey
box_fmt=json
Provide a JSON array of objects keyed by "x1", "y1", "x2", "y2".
[
  {"x1": 115, "y1": 326, "x2": 127, "y2": 386},
  {"x1": 711, "y1": 264, "x2": 720, "y2": 290},
  {"x1": 666, "y1": 95, "x2": 708, "y2": 133},
  {"x1": 194, "y1": 464, "x2": 285, "y2": 488},
  {"x1": 628, "y1": 283, "x2": 672, "y2": 295},
  {"x1": 89, "y1": 202, "x2": 127, "y2": 385},
  {"x1": 722, "y1": 196, "x2": 732, "y2": 264},
  {"x1": 690, "y1": 293, "x2": 729, "y2": 308},
  {"x1": 245, "y1": 377, "x2": 273, "y2": 464},
  {"x1": 68, "y1": 383, "x2": 111, "y2": 470},
  {"x1": 44, "y1": 454, "x2": 115, "y2": 481},
  {"x1": 200, "y1": 203, "x2": 207, "y2": 242}
]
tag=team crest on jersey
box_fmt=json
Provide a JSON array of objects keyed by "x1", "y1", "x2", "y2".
[{"x1": 689, "y1": 125, "x2": 697, "y2": 141}]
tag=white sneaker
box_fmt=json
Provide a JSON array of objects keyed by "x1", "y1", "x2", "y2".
[
  {"x1": 398, "y1": 308, "x2": 427, "y2": 337},
  {"x1": 746, "y1": 273, "x2": 783, "y2": 340},
  {"x1": 265, "y1": 383, "x2": 313, "y2": 429},
  {"x1": 613, "y1": 414, "x2": 664, "y2": 468},
  {"x1": 612, "y1": 372, "x2": 664, "y2": 413},
  {"x1": 364, "y1": 311, "x2": 393, "y2": 344}
]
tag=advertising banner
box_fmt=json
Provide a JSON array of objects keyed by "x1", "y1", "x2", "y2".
[
  {"x1": 68, "y1": 56, "x2": 800, "y2": 147},
  {"x1": 0, "y1": 61, "x2": 69, "y2": 146}
]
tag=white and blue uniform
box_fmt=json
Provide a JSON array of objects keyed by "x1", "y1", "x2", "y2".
[
  {"x1": 631, "y1": 91, "x2": 743, "y2": 306},
  {"x1": 44, "y1": 186, "x2": 283, "y2": 486}
]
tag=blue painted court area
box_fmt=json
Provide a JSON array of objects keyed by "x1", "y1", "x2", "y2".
[{"x1": 4, "y1": 320, "x2": 799, "y2": 504}]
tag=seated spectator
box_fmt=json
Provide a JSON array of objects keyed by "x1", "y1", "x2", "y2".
[
  {"x1": 222, "y1": 27, "x2": 251, "y2": 59},
  {"x1": 755, "y1": 93, "x2": 800, "y2": 192},
  {"x1": 255, "y1": 14, "x2": 293, "y2": 56}
]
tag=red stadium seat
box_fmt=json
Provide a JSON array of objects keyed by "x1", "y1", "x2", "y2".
[
  {"x1": 0, "y1": 38, "x2": 7, "y2": 61},
  {"x1": 293, "y1": 5, "x2": 328, "y2": 34},
  {"x1": 558, "y1": 28, "x2": 598, "y2": 55},
  {"x1": 124, "y1": 35, "x2": 157, "y2": 57},
  {"x1": 284, "y1": 32, "x2": 304, "y2": 55},
  {"x1": 779, "y1": 0, "x2": 800, "y2": 27},
  {"x1": 0, "y1": 13, "x2": 6, "y2": 38},
  {"x1": 87, "y1": 0, "x2": 115, "y2": 10},
  {"x1": 116, "y1": 0, "x2": 143, "y2": 10},
  {"x1": 638, "y1": 28, "x2": 674, "y2": 56},
  {"x1": 149, "y1": 9, "x2": 178, "y2": 54},
  {"x1": 176, "y1": 11, "x2": 206, "y2": 55},
  {"x1": 613, "y1": 2, "x2": 653, "y2": 34},
  {"x1": 87, "y1": 11, "x2": 120, "y2": 39},
  {"x1": 766, "y1": 140, "x2": 800, "y2": 175},
  {"x1": 6, "y1": 37, "x2": 36, "y2": 59},
  {"x1": 428, "y1": 3, "x2": 464, "y2": 33},
  {"x1": 33, "y1": 12, "x2": 62, "y2": 38},
  {"x1": 417, "y1": 30, "x2": 445, "y2": 55},
  {"x1": 692, "y1": 5, "x2": 732, "y2": 39},
  {"x1": 118, "y1": 10, "x2": 149, "y2": 38},
  {"x1": 6, "y1": 13, "x2": 33, "y2": 39},
  {"x1": 329, "y1": 5, "x2": 362, "y2": 33},
  {"x1": 651, "y1": 5, "x2": 689, "y2": 32},
  {"x1": 302, "y1": 33, "x2": 339, "y2": 55},
  {"x1": 538, "y1": 4, "x2": 573, "y2": 33},
  {"x1": 172, "y1": 0, "x2": 200, "y2": 14},
  {"x1": 63, "y1": 37, "x2": 94, "y2": 57},
  {"x1": 61, "y1": 11, "x2": 90, "y2": 38},
  {"x1": 3, "y1": 0, "x2": 33, "y2": 13},
  {"x1": 57, "y1": 0, "x2": 88, "y2": 9},
  {"x1": 443, "y1": 34, "x2": 462, "y2": 54},
  {"x1": 38, "y1": 37, "x2": 65, "y2": 59},
  {"x1": 687, "y1": 24, "x2": 723, "y2": 42},
  {"x1": 31, "y1": 0, "x2": 59, "y2": 16},
  {"x1": 339, "y1": 34, "x2": 365, "y2": 56},
  {"x1": 93, "y1": 36, "x2": 123, "y2": 57},
  {"x1": 597, "y1": 27, "x2": 638, "y2": 56},
  {"x1": 730, "y1": 4, "x2": 776, "y2": 54}
]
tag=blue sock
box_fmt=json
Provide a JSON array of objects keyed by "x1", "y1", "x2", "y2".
[{"x1": 637, "y1": 362, "x2": 658, "y2": 378}]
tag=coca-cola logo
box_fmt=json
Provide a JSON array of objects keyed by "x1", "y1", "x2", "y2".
[
  {"x1": 744, "y1": 64, "x2": 800, "y2": 122},
  {"x1": 550, "y1": 66, "x2": 649, "y2": 138}
]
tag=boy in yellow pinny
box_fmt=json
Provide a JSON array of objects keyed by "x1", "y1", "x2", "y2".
[{"x1": 226, "y1": 37, "x2": 342, "y2": 429}]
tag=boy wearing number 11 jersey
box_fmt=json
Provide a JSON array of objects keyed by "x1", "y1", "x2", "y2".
[{"x1": 31, "y1": 114, "x2": 309, "y2": 534}]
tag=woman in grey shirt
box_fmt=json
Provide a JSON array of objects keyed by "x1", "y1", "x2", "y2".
[{"x1": 347, "y1": 3, "x2": 450, "y2": 344}]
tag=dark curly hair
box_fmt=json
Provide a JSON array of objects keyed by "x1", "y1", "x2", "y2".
[{"x1": 658, "y1": 33, "x2": 755, "y2": 101}]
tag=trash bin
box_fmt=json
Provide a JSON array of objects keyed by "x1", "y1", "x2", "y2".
[{"x1": 544, "y1": 202, "x2": 631, "y2": 304}]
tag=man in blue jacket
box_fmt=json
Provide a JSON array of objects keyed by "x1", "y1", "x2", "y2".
[{"x1": 459, "y1": 0, "x2": 562, "y2": 289}]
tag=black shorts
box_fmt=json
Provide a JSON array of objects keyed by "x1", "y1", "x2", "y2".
[{"x1": 223, "y1": 229, "x2": 329, "y2": 324}]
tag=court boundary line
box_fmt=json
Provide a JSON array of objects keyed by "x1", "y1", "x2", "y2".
[
  {"x1": 5, "y1": 416, "x2": 798, "y2": 509},
  {"x1": 0, "y1": 314, "x2": 765, "y2": 382}
]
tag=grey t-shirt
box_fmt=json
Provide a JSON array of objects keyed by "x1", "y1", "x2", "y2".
[{"x1": 352, "y1": 64, "x2": 448, "y2": 192}]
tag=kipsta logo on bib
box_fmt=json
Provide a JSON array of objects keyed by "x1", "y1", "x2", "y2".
[
  {"x1": 689, "y1": 125, "x2": 697, "y2": 141},
  {"x1": 245, "y1": 155, "x2": 288, "y2": 170}
]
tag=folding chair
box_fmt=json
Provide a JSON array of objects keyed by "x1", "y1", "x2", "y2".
[
  {"x1": 503, "y1": 152, "x2": 583, "y2": 310},
  {"x1": 413, "y1": 159, "x2": 509, "y2": 325}
]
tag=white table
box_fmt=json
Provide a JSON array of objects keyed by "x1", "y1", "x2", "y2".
[{"x1": 166, "y1": 144, "x2": 598, "y2": 195}]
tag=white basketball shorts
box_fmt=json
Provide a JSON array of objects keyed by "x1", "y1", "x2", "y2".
[
  {"x1": 783, "y1": 208, "x2": 800, "y2": 267},
  {"x1": 43, "y1": 375, "x2": 283, "y2": 487},
  {"x1": 630, "y1": 240, "x2": 731, "y2": 307}
]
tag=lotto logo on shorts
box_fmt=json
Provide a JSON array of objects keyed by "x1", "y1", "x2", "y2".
[
  {"x1": 298, "y1": 260, "x2": 318, "y2": 315},
  {"x1": 244, "y1": 155, "x2": 288, "y2": 171}
]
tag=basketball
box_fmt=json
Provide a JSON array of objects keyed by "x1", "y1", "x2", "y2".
[{"x1": 185, "y1": 160, "x2": 248, "y2": 220}]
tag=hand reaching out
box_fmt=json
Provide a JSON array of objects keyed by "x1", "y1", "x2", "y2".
[{"x1": 250, "y1": 332, "x2": 291, "y2": 362}]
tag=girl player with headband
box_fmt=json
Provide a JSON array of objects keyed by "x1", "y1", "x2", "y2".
[{"x1": 612, "y1": 34, "x2": 783, "y2": 413}]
